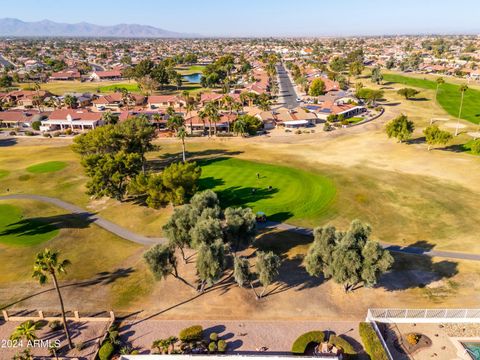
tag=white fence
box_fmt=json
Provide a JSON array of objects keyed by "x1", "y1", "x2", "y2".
[
  {"x1": 2, "y1": 309, "x2": 115, "y2": 322},
  {"x1": 367, "y1": 308, "x2": 480, "y2": 324}
]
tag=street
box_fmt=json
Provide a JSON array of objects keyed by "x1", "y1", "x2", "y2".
[{"x1": 276, "y1": 62, "x2": 299, "y2": 109}]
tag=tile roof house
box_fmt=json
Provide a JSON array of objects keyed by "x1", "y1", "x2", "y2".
[
  {"x1": 49, "y1": 69, "x2": 81, "y2": 81},
  {"x1": 0, "y1": 110, "x2": 42, "y2": 128},
  {"x1": 41, "y1": 109, "x2": 103, "y2": 131},
  {"x1": 93, "y1": 93, "x2": 145, "y2": 110},
  {"x1": 89, "y1": 70, "x2": 123, "y2": 81}
]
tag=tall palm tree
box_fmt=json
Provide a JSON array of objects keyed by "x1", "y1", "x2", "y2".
[
  {"x1": 198, "y1": 109, "x2": 208, "y2": 136},
  {"x1": 10, "y1": 320, "x2": 40, "y2": 342},
  {"x1": 431, "y1": 77, "x2": 445, "y2": 124},
  {"x1": 185, "y1": 101, "x2": 196, "y2": 135},
  {"x1": 32, "y1": 249, "x2": 73, "y2": 349},
  {"x1": 167, "y1": 114, "x2": 187, "y2": 162},
  {"x1": 121, "y1": 88, "x2": 134, "y2": 113},
  {"x1": 455, "y1": 84, "x2": 468, "y2": 136},
  {"x1": 204, "y1": 101, "x2": 220, "y2": 136}
]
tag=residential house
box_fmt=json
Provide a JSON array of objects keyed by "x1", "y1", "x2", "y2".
[
  {"x1": 89, "y1": 70, "x2": 123, "y2": 81},
  {"x1": 41, "y1": 109, "x2": 103, "y2": 131}
]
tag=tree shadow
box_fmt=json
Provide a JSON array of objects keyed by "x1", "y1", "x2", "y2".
[
  {"x1": 0, "y1": 212, "x2": 97, "y2": 237},
  {"x1": 441, "y1": 144, "x2": 468, "y2": 153},
  {"x1": 382, "y1": 102, "x2": 401, "y2": 106},
  {"x1": 252, "y1": 230, "x2": 323, "y2": 297},
  {"x1": 215, "y1": 186, "x2": 279, "y2": 208},
  {"x1": 150, "y1": 150, "x2": 243, "y2": 170},
  {"x1": 408, "y1": 97, "x2": 429, "y2": 101},
  {"x1": 1, "y1": 268, "x2": 135, "y2": 309},
  {"x1": 378, "y1": 241, "x2": 458, "y2": 291},
  {"x1": 0, "y1": 138, "x2": 17, "y2": 147},
  {"x1": 405, "y1": 136, "x2": 426, "y2": 145}
]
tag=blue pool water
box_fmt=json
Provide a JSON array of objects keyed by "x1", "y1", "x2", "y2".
[
  {"x1": 183, "y1": 73, "x2": 203, "y2": 83},
  {"x1": 463, "y1": 342, "x2": 480, "y2": 359}
]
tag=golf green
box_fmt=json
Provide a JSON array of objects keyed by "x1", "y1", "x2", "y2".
[
  {"x1": 26, "y1": 161, "x2": 67, "y2": 174},
  {"x1": 383, "y1": 73, "x2": 480, "y2": 124},
  {"x1": 0, "y1": 204, "x2": 59, "y2": 246},
  {"x1": 199, "y1": 157, "x2": 336, "y2": 222}
]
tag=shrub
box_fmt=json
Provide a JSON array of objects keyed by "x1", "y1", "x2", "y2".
[
  {"x1": 406, "y1": 333, "x2": 420, "y2": 345},
  {"x1": 43, "y1": 133, "x2": 52, "y2": 138},
  {"x1": 9, "y1": 131, "x2": 16, "y2": 136},
  {"x1": 32, "y1": 120, "x2": 41, "y2": 131},
  {"x1": 53, "y1": 131, "x2": 61, "y2": 137},
  {"x1": 98, "y1": 341, "x2": 114, "y2": 360},
  {"x1": 218, "y1": 339, "x2": 227, "y2": 353},
  {"x1": 470, "y1": 139, "x2": 480, "y2": 155},
  {"x1": 25, "y1": 131, "x2": 34, "y2": 136},
  {"x1": 208, "y1": 341, "x2": 217, "y2": 353},
  {"x1": 179, "y1": 325, "x2": 203, "y2": 342},
  {"x1": 65, "y1": 128, "x2": 73, "y2": 135},
  {"x1": 295, "y1": 129, "x2": 302, "y2": 134},
  {"x1": 291, "y1": 331, "x2": 325, "y2": 354},
  {"x1": 209, "y1": 332, "x2": 218, "y2": 342},
  {"x1": 75, "y1": 341, "x2": 85, "y2": 351},
  {"x1": 49, "y1": 320, "x2": 62, "y2": 331},
  {"x1": 329, "y1": 335, "x2": 356, "y2": 356},
  {"x1": 359, "y1": 322, "x2": 389, "y2": 360}
]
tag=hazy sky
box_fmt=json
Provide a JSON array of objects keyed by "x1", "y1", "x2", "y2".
[{"x1": 2, "y1": 0, "x2": 480, "y2": 37}]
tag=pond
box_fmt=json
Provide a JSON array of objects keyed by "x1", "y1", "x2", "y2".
[{"x1": 183, "y1": 73, "x2": 203, "y2": 83}]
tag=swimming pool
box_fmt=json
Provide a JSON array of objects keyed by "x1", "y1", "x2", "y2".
[{"x1": 463, "y1": 342, "x2": 480, "y2": 359}]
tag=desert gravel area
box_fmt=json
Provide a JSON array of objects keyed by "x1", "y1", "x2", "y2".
[
  {"x1": 118, "y1": 319, "x2": 362, "y2": 355},
  {"x1": 0, "y1": 319, "x2": 109, "y2": 359}
]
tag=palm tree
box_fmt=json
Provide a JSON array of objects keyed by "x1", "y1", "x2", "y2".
[
  {"x1": 167, "y1": 114, "x2": 187, "y2": 162},
  {"x1": 198, "y1": 109, "x2": 208, "y2": 136},
  {"x1": 121, "y1": 88, "x2": 134, "y2": 112},
  {"x1": 222, "y1": 95, "x2": 235, "y2": 132},
  {"x1": 185, "y1": 101, "x2": 196, "y2": 135},
  {"x1": 431, "y1": 77, "x2": 445, "y2": 124},
  {"x1": 10, "y1": 320, "x2": 40, "y2": 342},
  {"x1": 233, "y1": 119, "x2": 247, "y2": 137},
  {"x1": 32, "y1": 249, "x2": 73, "y2": 349},
  {"x1": 455, "y1": 84, "x2": 468, "y2": 136},
  {"x1": 33, "y1": 81, "x2": 43, "y2": 112},
  {"x1": 204, "y1": 101, "x2": 220, "y2": 136}
]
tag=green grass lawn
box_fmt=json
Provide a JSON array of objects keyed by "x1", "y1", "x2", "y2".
[
  {"x1": 26, "y1": 161, "x2": 67, "y2": 174},
  {"x1": 383, "y1": 73, "x2": 480, "y2": 124},
  {"x1": 0, "y1": 203, "x2": 59, "y2": 246},
  {"x1": 198, "y1": 157, "x2": 336, "y2": 223},
  {"x1": 176, "y1": 65, "x2": 206, "y2": 75},
  {"x1": 98, "y1": 83, "x2": 141, "y2": 93},
  {"x1": 348, "y1": 117, "x2": 364, "y2": 124},
  {"x1": 0, "y1": 170, "x2": 9, "y2": 179}
]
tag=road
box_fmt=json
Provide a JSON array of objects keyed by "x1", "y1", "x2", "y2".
[
  {"x1": 276, "y1": 63, "x2": 298, "y2": 109},
  {"x1": 0, "y1": 54, "x2": 14, "y2": 68},
  {"x1": 1, "y1": 194, "x2": 479, "y2": 261}
]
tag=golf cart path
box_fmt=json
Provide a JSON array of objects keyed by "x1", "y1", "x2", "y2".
[
  {"x1": 1, "y1": 194, "x2": 479, "y2": 261},
  {"x1": 0, "y1": 194, "x2": 165, "y2": 245}
]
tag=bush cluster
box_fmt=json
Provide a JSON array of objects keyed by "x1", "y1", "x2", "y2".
[
  {"x1": 179, "y1": 325, "x2": 203, "y2": 342},
  {"x1": 359, "y1": 322, "x2": 389, "y2": 360},
  {"x1": 291, "y1": 331, "x2": 325, "y2": 354}
]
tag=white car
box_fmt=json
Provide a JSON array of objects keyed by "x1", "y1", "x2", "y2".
[{"x1": 296, "y1": 98, "x2": 302, "y2": 102}]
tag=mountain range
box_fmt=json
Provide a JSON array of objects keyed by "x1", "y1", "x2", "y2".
[{"x1": 0, "y1": 18, "x2": 199, "y2": 38}]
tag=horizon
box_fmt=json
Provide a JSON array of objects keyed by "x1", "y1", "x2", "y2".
[{"x1": 1, "y1": 0, "x2": 480, "y2": 37}]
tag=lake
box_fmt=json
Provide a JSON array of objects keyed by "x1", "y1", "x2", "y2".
[{"x1": 183, "y1": 73, "x2": 203, "y2": 83}]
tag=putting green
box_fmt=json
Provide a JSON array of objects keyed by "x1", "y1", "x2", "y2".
[
  {"x1": 0, "y1": 204, "x2": 59, "y2": 246},
  {"x1": 26, "y1": 161, "x2": 67, "y2": 174},
  {"x1": 0, "y1": 170, "x2": 8, "y2": 179},
  {"x1": 199, "y1": 158, "x2": 336, "y2": 222}
]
